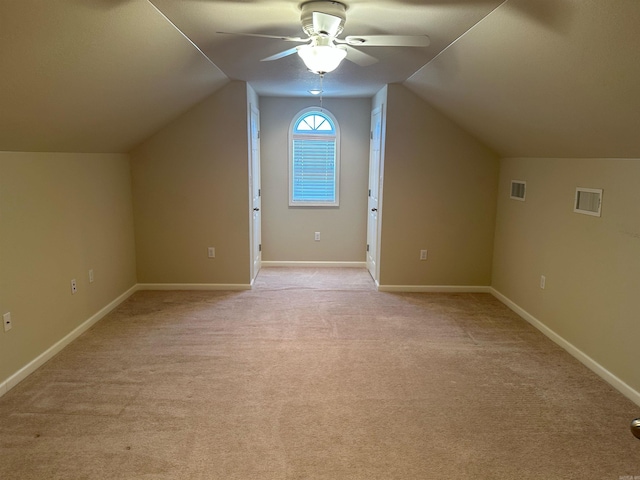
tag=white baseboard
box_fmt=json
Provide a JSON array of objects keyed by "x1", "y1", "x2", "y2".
[
  {"x1": 0, "y1": 284, "x2": 138, "y2": 398},
  {"x1": 136, "y1": 283, "x2": 251, "y2": 291},
  {"x1": 378, "y1": 285, "x2": 492, "y2": 293},
  {"x1": 490, "y1": 287, "x2": 640, "y2": 407},
  {"x1": 261, "y1": 261, "x2": 366, "y2": 268}
]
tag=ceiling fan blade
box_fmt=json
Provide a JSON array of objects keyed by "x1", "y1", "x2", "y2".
[
  {"x1": 312, "y1": 11, "x2": 342, "y2": 37},
  {"x1": 341, "y1": 35, "x2": 430, "y2": 47},
  {"x1": 217, "y1": 31, "x2": 307, "y2": 43},
  {"x1": 261, "y1": 47, "x2": 300, "y2": 62},
  {"x1": 344, "y1": 46, "x2": 378, "y2": 67}
]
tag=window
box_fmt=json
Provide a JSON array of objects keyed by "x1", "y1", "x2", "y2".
[{"x1": 289, "y1": 108, "x2": 340, "y2": 206}]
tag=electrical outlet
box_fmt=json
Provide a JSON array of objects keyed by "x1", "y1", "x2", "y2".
[
  {"x1": 420, "y1": 250, "x2": 428, "y2": 261},
  {"x1": 71, "y1": 278, "x2": 77, "y2": 295},
  {"x1": 3, "y1": 312, "x2": 11, "y2": 332},
  {"x1": 314, "y1": 232, "x2": 320, "y2": 241},
  {"x1": 208, "y1": 247, "x2": 215, "y2": 258},
  {"x1": 540, "y1": 275, "x2": 546, "y2": 289},
  {"x1": 89, "y1": 269, "x2": 94, "y2": 284}
]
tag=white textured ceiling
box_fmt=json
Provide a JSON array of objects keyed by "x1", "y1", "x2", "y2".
[{"x1": 1, "y1": 0, "x2": 640, "y2": 157}]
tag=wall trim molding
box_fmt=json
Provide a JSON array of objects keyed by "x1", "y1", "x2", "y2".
[
  {"x1": 490, "y1": 287, "x2": 640, "y2": 407},
  {"x1": 378, "y1": 285, "x2": 492, "y2": 293},
  {"x1": 137, "y1": 283, "x2": 251, "y2": 291},
  {"x1": 0, "y1": 284, "x2": 138, "y2": 398},
  {"x1": 261, "y1": 261, "x2": 366, "y2": 268}
]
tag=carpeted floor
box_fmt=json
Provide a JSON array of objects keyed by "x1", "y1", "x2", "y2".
[{"x1": 1, "y1": 267, "x2": 638, "y2": 479}]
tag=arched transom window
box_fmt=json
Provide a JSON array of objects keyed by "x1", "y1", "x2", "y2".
[{"x1": 289, "y1": 108, "x2": 340, "y2": 206}]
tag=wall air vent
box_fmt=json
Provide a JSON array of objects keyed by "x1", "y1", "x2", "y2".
[
  {"x1": 574, "y1": 187, "x2": 602, "y2": 217},
  {"x1": 510, "y1": 180, "x2": 526, "y2": 201}
]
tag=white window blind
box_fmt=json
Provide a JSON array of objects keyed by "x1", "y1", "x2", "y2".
[
  {"x1": 292, "y1": 138, "x2": 336, "y2": 203},
  {"x1": 289, "y1": 109, "x2": 340, "y2": 206}
]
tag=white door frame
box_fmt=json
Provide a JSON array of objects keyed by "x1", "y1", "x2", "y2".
[
  {"x1": 367, "y1": 105, "x2": 383, "y2": 283},
  {"x1": 249, "y1": 104, "x2": 262, "y2": 282}
]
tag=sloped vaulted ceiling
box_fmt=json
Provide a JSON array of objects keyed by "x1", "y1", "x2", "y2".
[
  {"x1": 0, "y1": 0, "x2": 228, "y2": 153},
  {"x1": 404, "y1": 0, "x2": 640, "y2": 158},
  {"x1": 1, "y1": 0, "x2": 639, "y2": 158}
]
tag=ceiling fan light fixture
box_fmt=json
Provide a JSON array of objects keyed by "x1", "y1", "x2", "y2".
[{"x1": 297, "y1": 44, "x2": 347, "y2": 74}]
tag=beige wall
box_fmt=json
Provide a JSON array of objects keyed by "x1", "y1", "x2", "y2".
[
  {"x1": 493, "y1": 157, "x2": 640, "y2": 394},
  {"x1": 130, "y1": 81, "x2": 251, "y2": 285},
  {"x1": 379, "y1": 84, "x2": 499, "y2": 286},
  {"x1": 259, "y1": 97, "x2": 370, "y2": 262},
  {"x1": 0, "y1": 152, "x2": 137, "y2": 383}
]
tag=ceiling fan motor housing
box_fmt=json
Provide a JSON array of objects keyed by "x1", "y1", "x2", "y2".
[{"x1": 301, "y1": 1, "x2": 347, "y2": 37}]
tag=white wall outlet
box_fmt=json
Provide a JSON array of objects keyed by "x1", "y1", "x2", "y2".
[
  {"x1": 71, "y1": 278, "x2": 77, "y2": 294},
  {"x1": 314, "y1": 232, "x2": 320, "y2": 241},
  {"x1": 420, "y1": 250, "x2": 428, "y2": 261},
  {"x1": 3, "y1": 312, "x2": 11, "y2": 332},
  {"x1": 208, "y1": 247, "x2": 215, "y2": 258},
  {"x1": 89, "y1": 269, "x2": 94, "y2": 283},
  {"x1": 540, "y1": 275, "x2": 546, "y2": 289}
]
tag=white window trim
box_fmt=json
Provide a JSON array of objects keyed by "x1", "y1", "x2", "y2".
[{"x1": 288, "y1": 107, "x2": 340, "y2": 207}]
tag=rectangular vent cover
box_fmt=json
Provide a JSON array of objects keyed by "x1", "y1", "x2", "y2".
[
  {"x1": 510, "y1": 180, "x2": 526, "y2": 201},
  {"x1": 574, "y1": 187, "x2": 602, "y2": 217}
]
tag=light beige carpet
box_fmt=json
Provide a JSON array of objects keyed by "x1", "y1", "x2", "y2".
[{"x1": 1, "y1": 267, "x2": 638, "y2": 479}]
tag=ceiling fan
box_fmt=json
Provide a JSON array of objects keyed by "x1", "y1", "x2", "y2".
[{"x1": 218, "y1": 0, "x2": 430, "y2": 74}]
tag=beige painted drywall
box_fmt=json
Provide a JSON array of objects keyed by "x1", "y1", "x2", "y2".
[
  {"x1": 492, "y1": 157, "x2": 640, "y2": 394},
  {"x1": 379, "y1": 84, "x2": 499, "y2": 287},
  {"x1": 0, "y1": 152, "x2": 137, "y2": 383},
  {"x1": 259, "y1": 96, "x2": 370, "y2": 262},
  {"x1": 130, "y1": 81, "x2": 251, "y2": 285}
]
